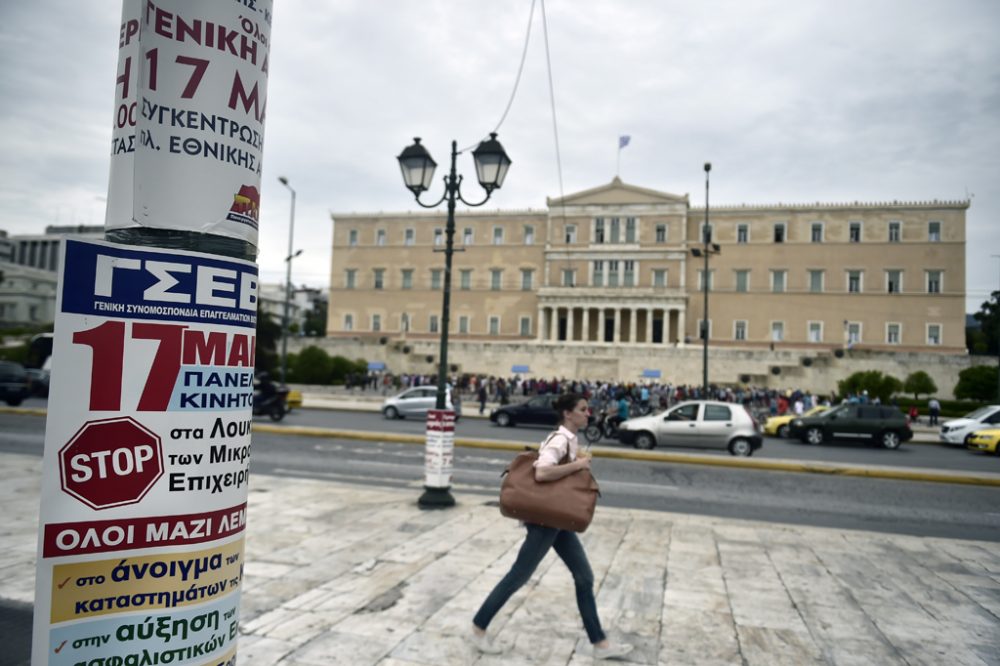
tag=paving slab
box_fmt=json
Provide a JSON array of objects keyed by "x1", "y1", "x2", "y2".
[{"x1": 1, "y1": 452, "x2": 998, "y2": 665}]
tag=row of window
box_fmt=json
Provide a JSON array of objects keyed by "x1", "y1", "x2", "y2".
[
  {"x1": 343, "y1": 312, "x2": 533, "y2": 336},
  {"x1": 718, "y1": 320, "x2": 943, "y2": 346},
  {"x1": 715, "y1": 219, "x2": 942, "y2": 245},
  {"x1": 345, "y1": 268, "x2": 536, "y2": 291},
  {"x1": 345, "y1": 218, "x2": 945, "y2": 247},
  {"x1": 342, "y1": 311, "x2": 944, "y2": 346},
  {"x1": 343, "y1": 265, "x2": 945, "y2": 295},
  {"x1": 349, "y1": 225, "x2": 537, "y2": 248},
  {"x1": 700, "y1": 268, "x2": 944, "y2": 294}
]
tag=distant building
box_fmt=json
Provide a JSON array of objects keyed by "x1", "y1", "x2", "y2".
[
  {"x1": 0, "y1": 261, "x2": 58, "y2": 326},
  {"x1": 6, "y1": 224, "x2": 104, "y2": 272},
  {"x1": 258, "y1": 283, "x2": 326, "y2": 335},
  {"x1": 329, "y1": 178, "x2": 967, "y2": 353}
]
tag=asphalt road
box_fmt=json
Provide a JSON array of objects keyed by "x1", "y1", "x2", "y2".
[
  {"x1": 288, "y1": 406, "x2": 996, "y2": 473},
  {"x1": 4, "y1": 410, "x2": 999, "y2": 542}
]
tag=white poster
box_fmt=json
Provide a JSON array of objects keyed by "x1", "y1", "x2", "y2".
[
  {"x1": 32, "y1": 239, "x2": 259, "y2": 665},
  {"x1": 105, "y1": 0, "x2": 141, "y2": 230},
  {"x1": 109, "y1": 0, "x2": 273, "y2": 246}
]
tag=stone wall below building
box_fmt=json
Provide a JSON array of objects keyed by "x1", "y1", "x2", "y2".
[{"x1": 289, "y1": 336, "x2": 984, "y2": 399}]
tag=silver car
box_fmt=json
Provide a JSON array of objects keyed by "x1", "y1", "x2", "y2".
[
  {"x1": 616, "y1": 400, "x2": 762, "y2": 456},
  {"x1": 382, "y1": 386, "x2": 461, "y2": 420}
]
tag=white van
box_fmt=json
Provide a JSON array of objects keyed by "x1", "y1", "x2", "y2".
[{"x1": 939, "y1": 405, "x2": 1000, "y2": 445}]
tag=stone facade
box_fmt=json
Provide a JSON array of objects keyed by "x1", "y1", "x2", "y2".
[
  {"x1": 289, "y1": 336, "x2": 983, "y2": 399},
  {"x1": 326, "y1": 178, "x2": 970, "y2": 392}
]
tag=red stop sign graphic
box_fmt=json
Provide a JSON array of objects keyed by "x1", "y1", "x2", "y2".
[{"x1": 59, "y1": 417, "x2": 164, "y2": 510}]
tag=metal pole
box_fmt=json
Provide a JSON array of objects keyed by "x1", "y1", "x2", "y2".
[
  {"x1": 993, "y1": 255, "x2": 1000, "y2": 401},
  {"x1": 703, "y1": 162, "x2": 711, "y2": 393},
  {"x1": 436, "y1": 141, "x2": 458, "y2": 410},
  {"x1": 419, "y1": 141, "x2": 459, "y2": 509},
  {"x1": 280, "y1": 181, "x2": 296, "y2": 386}
]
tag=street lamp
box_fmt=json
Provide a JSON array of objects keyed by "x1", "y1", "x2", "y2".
[
  {"x1": 992, "y1": 255, "x2": 1000, "y2": 401},
  {"x1": 397, "y1": 134, "x2": 512, "y2": 508},
  {"x1": 278, "y1": 176, "x2": 296, "y2": 386},
  {"x1": 690, "y1": 162, "x2": 719, "y2": 394}
]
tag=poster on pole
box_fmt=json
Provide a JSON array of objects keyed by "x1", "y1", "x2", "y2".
[
  {"x1": 105, "y1": 0, "x2": 141, "y2": 230},
  {"x1": 106, "y1": 0, "x2": 273, "y2": 247},
  {"x1": 32, "y1": 238, "x2": 258, "y2": 665}
]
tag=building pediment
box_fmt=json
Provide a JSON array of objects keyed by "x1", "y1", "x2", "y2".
[{"x1": 547, "y1": 177, "x2": 689, "y2": 208}]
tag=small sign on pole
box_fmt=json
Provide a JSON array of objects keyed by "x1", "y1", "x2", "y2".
[{"x1": 421, "y1": 409, "x2": 455, "y2": 507}]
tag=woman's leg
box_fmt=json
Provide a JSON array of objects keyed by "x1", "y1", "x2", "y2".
[
  {"x1": 473, "y1": 524, "x2": 559, "y2": 631},
  {"x1": 552, "y1": 531, "x2": 606, "y2": 644}
]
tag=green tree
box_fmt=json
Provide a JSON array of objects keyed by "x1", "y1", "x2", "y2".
[
  {"x1": 289, "y1": 346, "x2": 335, "y2": 384},
  {"x1": 971, "y1": 290, "x2": 1000, "y2": 356},
  {"x1": 953, "y1": 365, "x2": 999, "y2": 402},
  {"x1": 303, "y1": 300, "x2": 328, "y2": 337},
  {"x1": 837, "y1": 370, "x2": 903, "y2": 403},
  {"x1": 903, "y1": 371, "x2": 937, "y2": 399},
  {"x1": 255, "y1": 304, "x2": 281, "y2": 375}
]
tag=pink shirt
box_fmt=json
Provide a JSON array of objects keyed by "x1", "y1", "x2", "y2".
[{"x1": 533, "y1": 425, "x2": 579, "y2": 468}]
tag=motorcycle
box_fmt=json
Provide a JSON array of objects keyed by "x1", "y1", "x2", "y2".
[{"x1": 253, "y1": 387, "x2": 289, "y2": 421}]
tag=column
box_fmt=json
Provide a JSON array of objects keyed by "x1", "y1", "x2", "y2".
[
  {"x1": 548, "y1": 307, "x2": 558, "y2": 341},
  {"x1": 536, "y1": 306, "x2": 545, "y2": 342},
  {"x1": 567, "y1": 305, "x2": 575, "y2": 342},
  {"x1": 629, "y1": 308, "x2": 638, "y2": 343},
  {"x1": 613, "y1": 308, "x2": 621, "y2": 343},
  {"x1": 677, "y1": 309, "x2": 686, "y2": 346},
  {"x1": 646, "y1": 308, "x2": 653, "y2": 344}
]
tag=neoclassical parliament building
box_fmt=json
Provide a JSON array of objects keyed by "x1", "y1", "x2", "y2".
[{"x1": 324, "y1": 178, "x2": 969, "y2": 388}]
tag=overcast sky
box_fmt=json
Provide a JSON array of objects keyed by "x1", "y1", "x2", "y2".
[{"x1": 1, "y1": 0, "x2": 998, "y2": 312}]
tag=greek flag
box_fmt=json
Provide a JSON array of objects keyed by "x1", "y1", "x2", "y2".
[{"x1": 619, "y1": 135, "x2": 631, "y2": 149}]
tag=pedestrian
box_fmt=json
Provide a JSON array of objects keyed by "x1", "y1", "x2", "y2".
[
  {"x1": 928, "y1": 397, "x2": 941, "y2": 426},
  {"x1": 470, "y1": 393, "x2": 633, "y2": 660},
  {"x1": 477, "y1": 383, "x2": 488, "y2": 415}
]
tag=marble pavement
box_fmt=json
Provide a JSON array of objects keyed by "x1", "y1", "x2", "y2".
[{"x1": 1, "y1": 452, "x2": 998, "y2": 665}]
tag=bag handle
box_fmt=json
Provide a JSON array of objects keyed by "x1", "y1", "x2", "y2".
[{"x1": 539, "y1": 431, "x2": 571, "y2": 465}]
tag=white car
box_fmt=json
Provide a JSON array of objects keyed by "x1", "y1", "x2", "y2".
[
  {"x1": 382, "y1": 386, "x2": 461, "y2": 420},
  {"x1": 939, "y1": 405, "x2": 1000, "y2": 445},
  {"x1": 616, "y1": 400, "x2": 762, "y2": 456}
]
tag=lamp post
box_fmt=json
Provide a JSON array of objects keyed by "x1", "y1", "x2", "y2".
[
  {"x1": 690, "y1": 162, "x2": 719, "y2": 394},
  {"x1": 992, "y1": 255, "x2": 1000, "y2": 401},
  {"x1": 397, "y1": 134, "x2": 512, "y2": 508},
  {"x1": 278, "y1": 176, "x2": 296, "y2": 386}
]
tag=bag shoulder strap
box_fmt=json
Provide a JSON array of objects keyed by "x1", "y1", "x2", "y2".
[{"x1": 539, "y1": 431, "x2": 571, "y2": 465}]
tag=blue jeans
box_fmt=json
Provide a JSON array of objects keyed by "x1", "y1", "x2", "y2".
[{"x1": 473, "y1": 524, "x2": 606, "y2": 644}]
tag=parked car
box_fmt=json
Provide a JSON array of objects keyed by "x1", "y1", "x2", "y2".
[
  {"x1": 382, "y1": 386, "x2": 461, "y2": 420},
  {"x1": 24, "y1": 367, "x2": 50, "y2": 397},
  {"x1": 489, "y1": 394, "x2": 603, "y2": 441},
  {"x1": 966, "y1": 428, "x2": 1000, "y2": 455},
  {"x1": 788, "y1": 404, "x2": 912, "y2": 449},
  {"x1": 763, "y1": 406, "x2": 828, "y2": 438},
  {"x1": 939, "y1": 405, "x2": 1000, "y2": 446},
  {"x1": 0, "y1": 361, "x2": 31, "y2": 406},
  {"x1": 616, "y1": 400, "x2": 762, "y2": 456},
  {"x1": 490, "y1": 394, "x2": 561, "y2": 428}
]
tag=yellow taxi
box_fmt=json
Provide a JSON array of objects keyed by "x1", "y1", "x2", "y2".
[
  {"x1": 764, "y1": 406, "x2": 828, "y2": 438},
  {"x1": 966, "y1": 428, "x2": 1000, "y2": 455}
]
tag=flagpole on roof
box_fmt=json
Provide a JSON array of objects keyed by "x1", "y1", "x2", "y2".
[{"x1": 617, "y1": 135, "x2": 630, "y2": 177}]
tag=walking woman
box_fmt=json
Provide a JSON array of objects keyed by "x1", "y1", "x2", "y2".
[{"x1": 470, "y1": 392, "x2": 633, "y2": 660}]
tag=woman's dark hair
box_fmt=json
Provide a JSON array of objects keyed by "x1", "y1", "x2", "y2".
[{"x1": 553, "y1": 392, "x2": 586, "y2": 424}]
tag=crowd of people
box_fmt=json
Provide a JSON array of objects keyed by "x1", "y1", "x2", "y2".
[
  {"x1": 344, "y1": 370, "x2": 866, "y2": 418},
  {"x1": 343, "y1": 370, "x2": 946, "y2": 424}
]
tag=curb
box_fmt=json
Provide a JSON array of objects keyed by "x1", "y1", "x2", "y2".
[
  {"x1": 5, "y1": 407, "x2": 991, "y2": 487},
  {"x1": 251, "y1": 424, "x2": 1000, "y2": 488}
]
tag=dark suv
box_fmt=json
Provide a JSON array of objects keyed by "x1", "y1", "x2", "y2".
[
  {"x1": 788, "y1": 403, "x2": 912, "y2": 449},
  {"x1": 0, "y1": 361, "x2": 30, "y2": 406}
]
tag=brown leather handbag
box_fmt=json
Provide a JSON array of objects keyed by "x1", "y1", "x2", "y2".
[{"x1": 498, "y1": 433, "x2": 601, "y2": 532}]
